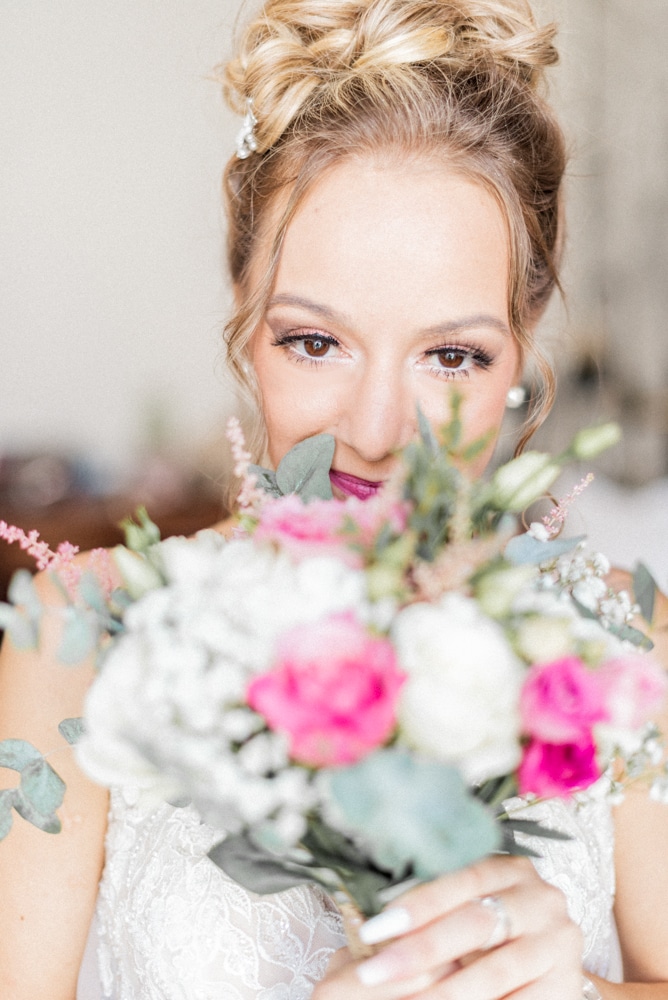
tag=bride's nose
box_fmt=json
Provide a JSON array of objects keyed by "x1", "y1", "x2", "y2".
[{"x1": 337, "y1": 364, "x2": 416, "y2": 465}]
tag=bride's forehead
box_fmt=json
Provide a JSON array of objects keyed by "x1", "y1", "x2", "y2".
[{"x1": 268, "y1": 157, "x2": 510, "y2": 296}]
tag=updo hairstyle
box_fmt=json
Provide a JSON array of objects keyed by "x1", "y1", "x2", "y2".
[{"x1": 221, "y1": 0, "x2": 566, "y2": 454}]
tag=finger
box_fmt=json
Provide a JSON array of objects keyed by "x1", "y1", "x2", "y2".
[
  {"x1": 314, "y1": 955, "x2": 459, "y2": 1000},
  {"x1": 360, "y1": 856, "x2": 537, "y2": 946},
  {"x1": 415, "y1": 930, "x2": 582, "y2": 1000},
  {"x1": 355, "y1": 879, "x2": 576, "y2": 987}
]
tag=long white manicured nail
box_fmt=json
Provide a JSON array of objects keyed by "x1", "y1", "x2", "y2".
[
  {"x1": 356, "y1": 953, "x2": 397, "y2": 987},
  {"x1": 359, "y1": 906, "x2": 412, "y2": 945}
]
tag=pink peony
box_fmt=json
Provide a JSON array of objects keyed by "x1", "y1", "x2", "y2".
[
  {"x1": 253, "y1": 493, "x2": 408, "y2": 564},
  {"x1": 341, "y1": 494, "x2": 409, "y2": 548},
  {"x1": 254, "y1": 495, "x2": 353, "y2": 562},
  {"x1": 520, "y1": 656, "x2": 608, "y2": 744},
  {"x1": 518, "y1": 738, "x2": 601, "y2": 798},
  {"x1": 247, "y1": 613, "x2": 406, "y2": 767},
  {"x1": 597, "y1": 655, "x2": 667, "y2": 730}
]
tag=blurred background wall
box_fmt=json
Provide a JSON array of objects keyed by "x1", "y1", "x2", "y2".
[{"x1": 1, "y1": 0, "x2": 666, "y2": 585}]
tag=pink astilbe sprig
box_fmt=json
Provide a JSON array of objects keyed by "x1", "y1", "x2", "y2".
[
  {"x1": 541, "y1": 473, "x2": 595, "y2": 538},
  {"x1": 0, "y1": 522, "x2": 83, "y2": 598},
  {"x1": 226, "y1": 416, "x2": 265, "y2": 512}
]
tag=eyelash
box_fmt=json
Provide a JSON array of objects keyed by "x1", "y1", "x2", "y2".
[{"x1": 271, "y1": 331, "x2": 495, "y2": 379}]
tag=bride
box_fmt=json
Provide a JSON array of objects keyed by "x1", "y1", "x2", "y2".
[{"x1": 2, "y1": 0, "x2": 668, "y2": 997}]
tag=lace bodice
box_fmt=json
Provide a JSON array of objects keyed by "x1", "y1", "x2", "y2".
[{"x1": 80, "y1": 785, "x2": 620, "y2": 999}]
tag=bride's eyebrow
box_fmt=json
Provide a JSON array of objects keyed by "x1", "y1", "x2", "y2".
[
  {"x1": 267, "y1": 293, "x2": 352, "y2": 327},
  {"x1": 267, "y1": 294, "x2": 510, "y2": 339},
  {"x1": 422, "y1": 316, "x2": 511, "y2": 338}
]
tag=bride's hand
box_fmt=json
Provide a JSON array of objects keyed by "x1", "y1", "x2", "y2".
[{"x1": 314, "y1": 855, "x2": 584, "y2": 999}]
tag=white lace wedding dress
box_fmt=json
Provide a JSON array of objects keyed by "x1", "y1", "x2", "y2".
[{"x1": 77, "y1": 784, "x2": 622, "y2": 999}]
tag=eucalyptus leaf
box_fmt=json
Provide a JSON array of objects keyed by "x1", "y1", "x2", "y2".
[
  {"x1": 275, "y1": 434, "x2": 335, "y2": 501},
  {"x1": 505, "y1": 533, "x2": 586, "y2": 566},
  {"x1": 417, "y1": 406, "x2": 439, "y2": 456},
  {"x1": 0, "y1": 789, "x2": 15, "y2": 841},
  {"x1": 0, "y1": 605, "x2": 38, "y2": 648},
  {"x1": 338, "y1": 869, "x2": 397, "y2": 917},
  {"x1": 110, "y1": 587, "x2": 133, "y2": 612},
  {"x1": 0, "y1": 738, "x2": 43, "y2": 772},
  {"x1": 78, "y1": 571, "x2": 110, "y2": 617},
  {"x1": 8, "y1": 569, "x2": 42, "y2": 617},
  {"x1": 20, "y1": 757, "x2": 66, "y2": 815},
  {"x1": 248, "y1": 466, "x2": 282, "y2": 498},
  {"x1": 13, "y1": 789, "x2": 61, "y2": 834},
  {"x1": 57, "y1": 607, "x2": 99, "y2": 665},
  {"x1": 58, "y1": 717, "x2": 86, "y2": 745},
  {"x1": 606, "y1": 622, "x2": 654, "y2": 652},
  {"x1": 460, "y1": 431, "x2": 494, "y2": 464},
  {"x1": 326, "y1": 750, "x2": 501, "y2": 880},
  {"x1": 633, "y1": 562, "x2": 657, "y2": 624},
  {"x1": 302, "y1": 817, "x2": 376, "y2": 872},
  {"x1": 208, "y1": 832, "x2": 333, "y2": 895}
]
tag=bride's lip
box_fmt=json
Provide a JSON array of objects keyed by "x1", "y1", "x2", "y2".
[{"x1": 329, "y1": 469, "x2": 384, "y2": 500}]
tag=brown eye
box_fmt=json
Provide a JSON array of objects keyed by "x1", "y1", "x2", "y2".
[
  {"x1": 303, "y1": 338, "x2": 331, "y2": 358},
  {"x1": 436, "y1": 349, "x2": 466, "y2": 369}
]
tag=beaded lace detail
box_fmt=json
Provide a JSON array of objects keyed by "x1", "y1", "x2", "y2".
[
  {"x1": 503, "y1": 789, "x2": 618, "y2": 979},
  {"x1": 95, "y1": 788, "x2": 345, "y2": 999},
  {"x1": 90, "y1": 785, "x2": 618, "y2": 998}
]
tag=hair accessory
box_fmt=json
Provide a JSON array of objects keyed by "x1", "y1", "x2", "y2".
[
  {"x1": 236, "y1": 99, "x2": 258, "y2": 160},
  {"x1": 506, "y1": 385, "x2": 527, "y2": 409},
  {"x1": 476, "y1": 895, "x2": 512, "y2": 950}
]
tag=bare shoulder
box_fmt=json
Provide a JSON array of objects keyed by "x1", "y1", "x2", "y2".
[{"x1": 0, "y1": 552, "x2": 111, "y2": 999}]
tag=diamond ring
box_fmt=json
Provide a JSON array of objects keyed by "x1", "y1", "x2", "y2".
[{"x1": 477, "y1": 894, "x2": 512, "y2": 950}]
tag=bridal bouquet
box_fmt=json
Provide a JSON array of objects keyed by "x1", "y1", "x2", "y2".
[{"x1": 0, "y1": 404, "x2": 665, "y2": 920}]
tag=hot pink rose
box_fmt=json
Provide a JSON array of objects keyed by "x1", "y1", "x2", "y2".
[
  {"x1": 247, "y1": 613, "x2": 406, "y2": 767},
  {"x1": 597, "y1": 655, "x2": 667, "y2": 730},
  {"x1": 520, "y1": 656, "x2": 608, "y2": 743},
  {"x1": 518, "y1": 738, "x2": 601, "y2": 798}
]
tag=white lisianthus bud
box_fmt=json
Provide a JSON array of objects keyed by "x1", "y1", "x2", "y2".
[
  {"x1": 113, "y1": 546, "x2": 163, "y2": 599},
  {"x1": 571, "y1": 423, "x2": 621, "y2": 460},
  {"x1": 489, "y1": 453, "x2": 560, "y2": 512}
]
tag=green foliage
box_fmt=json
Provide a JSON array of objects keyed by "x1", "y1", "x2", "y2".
[
  {"x1": 0, "y1": 739, "x2": 65, "y2": 840},
  {"x1": 633, "y1": 562, "x2": 658, "y2": 625},
  {"x1": 209, "y1": 818, "x2": 407, "y2": 917},
  {"x1": 0, "y1": 570, "x2": 43, "y2": 649},
  {"x1": 326, "y1": 749, "x2": 501, "y2": 882},
  {"x1": 58, "y1": 718, "x2": 86, "y2": 745},
  {"x1": 251, "y1": 434, "x2": 335, "y2": 502},
  {"x1": 57, "y1": 607, "x2": 100, "y2": 664},
  {"x1": 505, "y1": 533, "x2": 586, "y2": 566},
  {"x1": 120, "y1": 506, "x2": 161, "y2": 553},
  {"x1": 208, "y1": 831, "x2": 336, "y2": 896},
  {"x1": 0, "y1": 789, "x2": 14, "y2": 839}
]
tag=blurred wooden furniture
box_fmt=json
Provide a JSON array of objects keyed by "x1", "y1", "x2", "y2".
[{"x1": 0, "y1": 495, "x2": 226, "y2": 603}]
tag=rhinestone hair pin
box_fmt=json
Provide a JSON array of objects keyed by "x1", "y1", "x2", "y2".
[{"x1": 236, "y1": 99, "x2": 258, "y2": 160}]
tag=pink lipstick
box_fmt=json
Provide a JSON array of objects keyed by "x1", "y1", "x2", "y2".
[{"x1": 329, "y1": 470, "x2": 383, "y2": 501}]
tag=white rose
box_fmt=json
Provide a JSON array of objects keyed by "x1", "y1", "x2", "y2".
[{"x1": 393, "y1": 593, "x2": 523, "y2": 784}]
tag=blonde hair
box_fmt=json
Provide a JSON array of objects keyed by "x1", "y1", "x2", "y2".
[{"x1": 220, "y1": 0, "x2": 566, "y2": 456}]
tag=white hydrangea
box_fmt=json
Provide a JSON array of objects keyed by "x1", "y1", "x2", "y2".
[
  {"x1": 392, "y1": 593, "x2": 524, "y2": 785},
  {"x1": 77, "y1": 532, "x2": 368, "y2": 837}
]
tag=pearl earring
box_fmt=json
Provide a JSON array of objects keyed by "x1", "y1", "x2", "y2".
[{"x1": 506, "y1": 385, "x2": 526, "y2": 409}]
